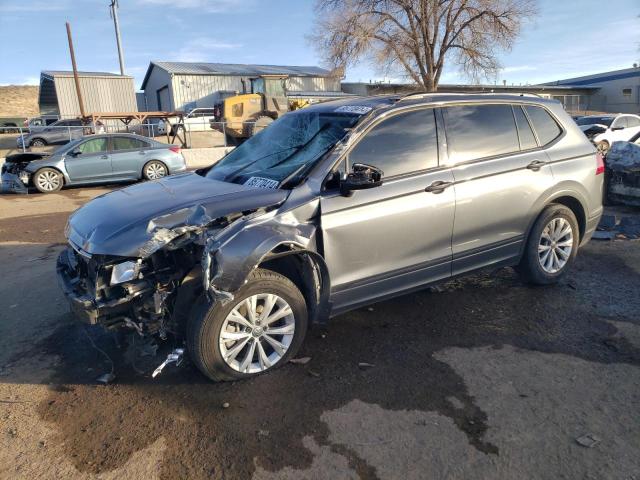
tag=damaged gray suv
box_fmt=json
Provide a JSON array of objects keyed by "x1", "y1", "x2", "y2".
[{"x1": 57, "y1": 94, "x2": 604, "y2": 381}]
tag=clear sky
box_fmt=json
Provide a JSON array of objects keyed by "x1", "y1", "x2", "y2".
[{"x1": 0, "y1": 0, "x2": 638, "y2": 89}]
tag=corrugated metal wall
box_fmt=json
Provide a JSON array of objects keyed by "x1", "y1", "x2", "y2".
[
  {"x1": 54, "y1": 75, "x2": 137, "y2": 118},
  {"x1": 143, "y1": 68, "x2": 174, "y2": 111},
  {"x1": 168, "y1": 74, "x2": 341, "y2": 111},
  {"x1": 171, "y1": 74, "x2": 245, "y2": 110}
]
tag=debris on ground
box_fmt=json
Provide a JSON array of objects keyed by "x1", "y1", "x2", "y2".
[
  {"x1": 592, "y1": 231, "x2": 616, "y2": 241},
  {"x1": 289, "y1": 357, "x2": 311, "y2": 365},
  {"x1": 307, "y1": 369, "x2": 321, "y2": 378},
  {"x1": 597, "y1": 214, "x2": 619, "y2": 231},
  {"x1": 222, "y1": 402, "x2": 230, "y2": 409},
  {"x1": 575, "y1": 433, "x2": 601, "y2": 448},
  {"x1": 358, "y1": 362, "x2": 375, "y2": 369}
]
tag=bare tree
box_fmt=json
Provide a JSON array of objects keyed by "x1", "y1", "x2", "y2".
[{"x1": 312, "y1": 0, "x2": 537, "y2": 91}]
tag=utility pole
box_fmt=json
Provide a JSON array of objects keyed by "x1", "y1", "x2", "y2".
[
  {"x1": 109, "y1": 0, "x2": 125, "y2": 75},
  {"x1": 66, "y1": 22, "x2": 86, "y2": 118}
]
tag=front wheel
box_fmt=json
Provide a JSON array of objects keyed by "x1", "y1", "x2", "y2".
[
  {"x1": 30, "y1": 138, "x2": 47, "y2": 147},
  {"x1": 518, "y1": 204, "x2": 579, "y2": 285},
  {"x1": 187, "y1": 268, "x2": 308, "y2": 382},
  {"x1": 33, "y1": 168, "x2": 63, "y2": 193}
]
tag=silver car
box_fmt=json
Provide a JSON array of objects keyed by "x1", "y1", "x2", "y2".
[
  {"x1": 2, "y1": 133, "x2": 186, "y2": 193},
  {"x1": 57, "y1": 94, "x2": 603, "y2": 381}
]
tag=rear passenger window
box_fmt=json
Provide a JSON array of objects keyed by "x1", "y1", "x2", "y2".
[
  {"x1": 348, "y1": 108, "x2": 438, "y2": 177},
  {"x1": 112, "y1": 137, "x2": 147, "y2": 151},
  {"x1": 524, "y1": 106, "x2": 562, "y2": 146},
  {"x1": 443, "y1": 105, "x2": 519, "y2": 163},
  {"x1": 513, "y1": 106, "x2": 538, "y2": 150},
  {"x1": 626, "y1": 116, "x2": 640, "y2": 128}
]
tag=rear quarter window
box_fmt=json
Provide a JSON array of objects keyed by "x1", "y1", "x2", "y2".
[
  {"x1": 524, "y1": 106, "x2": 562, "y2": 146},
  {"x1": 443, "y1": 104, "x2": 520, "y2": 163}
]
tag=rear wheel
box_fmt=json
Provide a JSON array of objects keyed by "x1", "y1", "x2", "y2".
[
  {"x1": 33, "y1": 168, "x2": 63, "y2": 193},
  {"x1": 518, "y1": 204, "x2": 579, "y2": 285},
  {"x1": 187, "y1": 268, "x2": 308, "y2": 382},
  {"x1": 250, "y1": 115, "x2": 274, "y2": 136},
  {"x1": 30, "y1": 138, "x2": 47, "y2": 147},
  {"x1": 142, "y1": 160, "x2": 168, "y2": 180}
]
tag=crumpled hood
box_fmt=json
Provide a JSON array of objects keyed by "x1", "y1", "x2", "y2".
[
  {"x1": 67, "y1": 172, "x2": 289, "y2": 257},
  {"x1": 5, "y1": 152, "x2": 52, "y2": 164}
]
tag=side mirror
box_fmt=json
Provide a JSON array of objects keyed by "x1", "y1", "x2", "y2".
[
  {"x1": 70, "y1": 148, "x2": 82, "y2": 157},
  {"x1": 340, "y1": 163, "x2": 383, "y2": 196}
]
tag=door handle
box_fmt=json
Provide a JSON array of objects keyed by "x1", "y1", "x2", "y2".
[
  {"x1": 526, "y1": 160, "x2": 547, "y2": 171},
  {"x1": 425, "y1": 180, "x2": 453, "y2": 193}
]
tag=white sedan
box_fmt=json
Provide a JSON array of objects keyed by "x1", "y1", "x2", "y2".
[{"x1": 594, "y1": 114, "x2": 640, "y2": 153}]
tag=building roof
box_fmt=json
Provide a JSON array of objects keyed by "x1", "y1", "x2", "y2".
[
  {"x1": 541, "y1": 67, "x2": 640, "y2": 87},
  {"x1": 141, "y1": 61, "x2": 334, "y2": 89},
  {"x1": 41, "y1": 70, "x2": 133, "y2": 80}
]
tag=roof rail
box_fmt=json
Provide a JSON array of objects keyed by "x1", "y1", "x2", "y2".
[{"x1": 395, "y1": 91, "x2": 547, "y2": 102}]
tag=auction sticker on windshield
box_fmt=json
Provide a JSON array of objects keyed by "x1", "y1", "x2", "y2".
[
  {"x1": 244, "y1": 176, "x2": 280, "y2": 189},
  {"x1": 334, "y1": 105, "x2": 373, "y2": 115}
]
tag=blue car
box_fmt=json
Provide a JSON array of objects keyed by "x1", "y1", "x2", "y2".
[{"x1": 1, "y1": 133, "x2": 187, "y2": 193}]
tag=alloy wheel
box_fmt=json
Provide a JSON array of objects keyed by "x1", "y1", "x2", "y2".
[
  {"x1": 219, "y1": 293, "x2": 295, "y2": 374},
  {"x1": 538, "y1": 217, "x2": 574, "y2": 274},
  {"x1": 146, "y1": 162, "x2": 167, "y2": 179},
  {"x1": 36, "y1": 171, "x2": 61, "y2": 191}
]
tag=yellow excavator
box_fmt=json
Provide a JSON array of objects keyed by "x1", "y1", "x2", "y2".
[{"x1": 211, "y1": 75, "x2": 309, "y2": 145}]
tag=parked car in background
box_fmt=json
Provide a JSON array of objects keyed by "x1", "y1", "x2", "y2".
[
  {"x1": 133, "y1": 118, "x2": 167, "y2": 137},
  {"x1": 604, "y1": 131, "x2": 640, "y2": 206},
  {"x1": 55, "y1": 94, "x2": 603, "y2": 382},
  {"x1": 17, "y1": 118, "x2": 85, "y2": 148},
  {"x1": 0, "y1": 116, "x2": 28, "y2": 134},
  {"x1": 2, "y1": 133, "x2": 186, "y2": 193},
  {"x1": 593, "y1": 114, "x2": 640, "y2": 153},
  {"x1": 168, "y1": 107, "x2": 217, "y2": 135},
  {"x1": 574, "y1": 115, "x2": 615, "y2": 140},
  {"x1": 24, "y1": 115, "x2": 60, "y2": 133}
]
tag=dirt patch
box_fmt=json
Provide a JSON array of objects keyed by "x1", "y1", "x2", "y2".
[
  {"x1": 0, "y1": 212, "x2": 71, "y2": 243},
  {"x1": 31, "y1": 243, "x2": 640, "y2": 479},
  {"x1": 0, "y1": 86, "x2": 39, "y2": 117}
]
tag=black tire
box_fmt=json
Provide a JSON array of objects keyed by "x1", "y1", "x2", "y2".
[
  {"x1": 518, "y1": 204, "x2": 579, "y2": 285},
  {"x1": 30, "y1": 138, "x2": 47, "y2": 147},
  {"x1": 33, "y1": 168, "x2": 63, "y2": 193},
  {"x1": 225, "y1": 133, "x2": 240, "y2": 146},
  {"x1": 187, "y1": 268, "x2": 308, "y2": 382},
  {"x1": 142, "y1": 160, "x2": 168, "y2": 180}
]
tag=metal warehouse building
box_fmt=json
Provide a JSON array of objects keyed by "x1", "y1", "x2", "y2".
[
  {"x1": 139, "y1": 61, "x2": 342, "y2": 112},
  {"x1": 542, "y1": 67, "x2": 640, "y2": 114},
  {"x1": 38, "y1": 70, "x2": 137, "y2": 118}
]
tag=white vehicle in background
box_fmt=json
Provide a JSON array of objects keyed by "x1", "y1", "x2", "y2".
[
  {"x1": 167, "y1": 108, "x2": 217, "y2": 135},
  {"x1": 594, "y1": 114, "x2": 640, "y2": 153}
]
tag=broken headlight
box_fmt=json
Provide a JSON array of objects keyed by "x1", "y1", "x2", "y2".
[
  {"x1": 110, "y1": 260, "x2": 141, "y2": 285},
  {"x1": 19, "y1": 171, "x2": 30, "y2": 185}
]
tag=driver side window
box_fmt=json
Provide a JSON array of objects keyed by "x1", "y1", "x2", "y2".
[
  {"x1": 77, "y1": 138, "x2": 108, "y2": 154},
  {"x1": 347, "y1": 108, "x2": 438, "y2": 178}
]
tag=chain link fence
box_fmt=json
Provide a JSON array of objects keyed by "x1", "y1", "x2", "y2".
[{"x1": 0, "y1": 117, "x2": 252, "y2": 153}]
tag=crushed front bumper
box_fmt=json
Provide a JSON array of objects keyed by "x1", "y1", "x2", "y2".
[
  {"x1": 56, "y1": 248, "x2": 146, "y2": 327},
  {"x1": 0, "y1": 172, "x2": 29, "y2": 194}
]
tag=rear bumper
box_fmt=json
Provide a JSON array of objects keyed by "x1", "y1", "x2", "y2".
[{"x1": 582, "y1": 207, "x2": 603, "y2": 245}]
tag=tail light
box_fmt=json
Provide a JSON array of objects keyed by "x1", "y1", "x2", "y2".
[
  {"x1": 595, "y1": 152, "x2": 605, "y2": 175},
  {"x1": 169, "y1": 146, "x2": 181, "y2": 154}
]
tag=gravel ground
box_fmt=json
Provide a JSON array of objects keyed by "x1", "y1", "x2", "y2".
[{"x1": 0, "y1": 186, "x2": 639, "y2": 480}]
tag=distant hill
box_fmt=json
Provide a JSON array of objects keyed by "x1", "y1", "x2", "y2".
[{"x1": 0, "y1": 86, "x2": 40, "y2": 117}]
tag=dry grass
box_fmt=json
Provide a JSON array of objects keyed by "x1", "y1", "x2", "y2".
[{"x1": 0, "y1": 86, "x2": 40, "y2": 117}]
